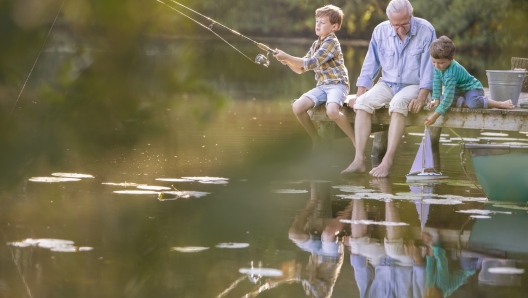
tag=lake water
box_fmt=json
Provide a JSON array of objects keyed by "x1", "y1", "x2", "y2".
[{"x1": 1, "y1": 39, "x2": 528, "y2": 297}]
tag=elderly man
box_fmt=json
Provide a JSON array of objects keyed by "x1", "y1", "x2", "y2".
[{"x1": 342, "y1": 0, "x2": 436, "y2": 177}]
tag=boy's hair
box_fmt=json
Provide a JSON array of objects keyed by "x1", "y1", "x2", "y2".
[
  {"x1": 386, "y1": 0, "x2": 413, "y2": 18},
  {"x1": 315, "y1": 5, "x2": 344, "y2": 31},
  {"x1": 429, "y1": 36, "x2": 456, "y2": 60}
]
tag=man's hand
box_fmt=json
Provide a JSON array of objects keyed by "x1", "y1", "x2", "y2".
[
  {"x1": 348, "y1": 86, "x2": 368, "y2": 107},
  {"x1": 408, "y1": 97, "x2": 426, "y2": 114}
]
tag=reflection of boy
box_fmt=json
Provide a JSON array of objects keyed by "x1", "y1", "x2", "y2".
[
  {"x1": 422, "y1": 231, "x2": 475, "y2": 297},
  {"x1": 288, "y1": 182, "x2": 348, "y2": 298},
  {"x1": 273, "y1": 5, "x2": 354, "y2": 151},
  {"x1": 424, "y1": 36, "x2": 514, "y2": 126}
]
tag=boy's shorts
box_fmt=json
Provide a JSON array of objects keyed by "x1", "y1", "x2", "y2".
[{"x1": 301, "y1": 84, "x2": 349, "y2": 108}]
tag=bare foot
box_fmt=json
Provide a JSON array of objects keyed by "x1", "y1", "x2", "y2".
[
  {"x1": 498, "y1": 99, "x2": 515, "y2": 109},
  {"x1": 341, "y1": 159, "x2": 366, "y2": 175},
  {"x1": 369, "y1": 161, "x2": 392, "y2": 178}
]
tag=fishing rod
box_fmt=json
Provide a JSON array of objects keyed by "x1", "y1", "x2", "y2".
[
  {"x1": 156, "y1": 0, "x2": 276, "y2": 67},
  {"x1": 9, "y1": 0, "x2": 65, "y2": 119}
]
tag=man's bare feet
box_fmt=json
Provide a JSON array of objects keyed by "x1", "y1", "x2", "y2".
[
  {"x1": 369, "y1": 161, "x2": 392, "y2": 178},
  {"x1": 497, "y1": 99, "x2": 515, "y2": 109},
  {"x1": 341, "y1": 159, "x2": 366, "y2": 175}
]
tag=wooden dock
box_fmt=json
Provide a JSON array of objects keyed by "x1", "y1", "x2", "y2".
[
  {"x1": 309, "y1": 88, "x2": 528, "y2": 155},
  {"x1": 310, "y1": 88, "x2": 528, "y2": 133}
]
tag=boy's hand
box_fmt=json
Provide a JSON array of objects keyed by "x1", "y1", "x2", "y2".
[
  {"x1": 424, "y1": 112, "x2": 440, "y2": 126},
  {"x1": 273, "y1": 49, "x2": 286, "y2": 61},
  {"x1": 427, "y1": 99, "x2": 440, "y2": 109}
]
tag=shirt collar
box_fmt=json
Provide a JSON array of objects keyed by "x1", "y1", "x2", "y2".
[{"x1": 319, "y1": 32, "x2": 336, "y2": 42}]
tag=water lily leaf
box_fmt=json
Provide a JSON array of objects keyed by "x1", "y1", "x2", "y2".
[
  {"x1": 52, "y1": 173, "x2": 94, "y2": 178},
  {"x1": 216, "y1": 242, "x2": 250, "y2": 249},
  {"x1": 29, "y1": 177, "x2": 81, "y2": 182},
  {"x1": 239, "y1": 268, "x2": 283, "y2": 277},
  {"x1": 171, "y1": 246, "x2": 209, "y2": 252}
]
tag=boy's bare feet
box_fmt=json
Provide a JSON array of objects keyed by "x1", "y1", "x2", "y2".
[
  {"x1": 341, "y1": 159, "x2": 366, "y2": 175},
  {"x1": 498, "y1": 99, "x2": 515, "y2": 109}
]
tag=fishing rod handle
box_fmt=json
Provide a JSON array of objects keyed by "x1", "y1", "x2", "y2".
[{"x1": 257, "y1": 43, "x2": 277, "y2": 55}]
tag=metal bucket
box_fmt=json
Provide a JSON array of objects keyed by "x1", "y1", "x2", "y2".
[{"x1": 486, "y1": 70, "x2": 528, "y2": 106}]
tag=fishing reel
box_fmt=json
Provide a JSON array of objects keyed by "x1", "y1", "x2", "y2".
[{"x1": 255, "y1": 52, "x2": 271, "y2": 68}]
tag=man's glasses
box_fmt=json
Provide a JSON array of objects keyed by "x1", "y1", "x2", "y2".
[{"x1": 390, "y1": 18, "x2": 411, "y2": 29}]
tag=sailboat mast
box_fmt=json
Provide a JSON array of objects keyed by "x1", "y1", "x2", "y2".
[{"x1": 421, "y1": 127, "x2": 427, "y2": 170}]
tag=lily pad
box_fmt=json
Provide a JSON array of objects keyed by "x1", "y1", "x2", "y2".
[
  {"x1": 113, "y1": 190, "x2": 160, "y2": 195},
  {"x1": 136, "y1": 185, "x2": 172, "y2": 191},
  {"x1": 488, "y1": 267, "x2": 524, "y2": 274},
  {"x1": 272, "y1": 189, "x2": 308, "y2": 194},
  {"x1": 102, "y1": 182, "x2": 141, "y2": 187},
  {"x1": 216, "y1": 242, "x2": 250, "y2": 249},
  {"x1": 171, "y1": 246, "x2": 209, "y2": 253},
  {"x1": 239, "y1": 268, "x2": 283, "y2": 277},
  {"x1": 155, "y1": 178, "x2": 195, "y2": 182},
  {"x1": 422, "y1": 198, "x2": 462, "y2": 205},
  {"x1": 52, "y1": 173, "x2": 94, "y2": 178},
  {"x1": 340, "y1": 219, "x2": 409, "y2": 226},
  {"x1": 29, "y1": 177, "x2": 81, "y2": 182}
]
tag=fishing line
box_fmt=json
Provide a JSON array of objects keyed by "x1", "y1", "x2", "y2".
[
  {"x1": 157, "y1": 0, "x2": 253, "y2": 62},
  {"x1": 8, "y1": 0, "x2": 66, "y2": 120},
  {"x1": 156, "y1": 0, "x2": 276, "y2": 66}
]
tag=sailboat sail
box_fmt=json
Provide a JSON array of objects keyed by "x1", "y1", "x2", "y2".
[{"x1": 409, "y1": 128, "x2": 435, "y2": 173}]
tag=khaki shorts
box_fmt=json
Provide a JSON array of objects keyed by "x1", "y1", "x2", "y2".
[{"x1": 353, "y1": 82, "x2": 430, "y2": 116}]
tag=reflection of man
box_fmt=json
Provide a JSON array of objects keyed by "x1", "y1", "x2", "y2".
[
  {"x1": 243, "y1": 182, "x2": 348, "y2": 298},
  {"x1": 342, "y1": 0, "x2": 436, "y2": 177},
  {"x1": 347, "y1": 198, "x2": 426, "y2": 297}
]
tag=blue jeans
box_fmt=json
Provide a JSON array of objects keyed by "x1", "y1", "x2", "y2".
[{"x1": 449, "y1": 89, "x2": 489, "y2": 109}]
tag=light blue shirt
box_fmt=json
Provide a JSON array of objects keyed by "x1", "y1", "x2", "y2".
[{"x1": 356, "y1": 17, "x2": 436, "y2": 93}]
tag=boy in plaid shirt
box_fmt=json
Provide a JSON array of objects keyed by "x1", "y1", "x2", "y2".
[{"x1": 273, "y1": 5, "x2": 355, "y2": 151}]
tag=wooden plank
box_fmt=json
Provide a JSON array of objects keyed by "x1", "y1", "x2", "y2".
[{"x1": 309, "y1": 88, "x2": 528, "y2": 132}]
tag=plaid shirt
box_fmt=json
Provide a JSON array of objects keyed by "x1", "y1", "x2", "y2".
[{"x1": 302, "y1": 33, "x2": 349, "y2": 91}]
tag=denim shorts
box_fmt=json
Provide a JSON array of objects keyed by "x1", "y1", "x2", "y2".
[{"x1": 301, "y1": 84, "x2": 349, "y2": 108}]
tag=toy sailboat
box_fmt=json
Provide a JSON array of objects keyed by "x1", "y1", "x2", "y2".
[{"x1": 406, "y1": 128, "x2": 449, "y2": 181}]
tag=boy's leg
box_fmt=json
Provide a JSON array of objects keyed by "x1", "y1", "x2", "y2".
[
  {"x1": 464, "y1": 89, "x2": 514, "y2": 109},
  {"x1": 292, "y1": 96, "x2": 320, "y2": 148},
  {"x1": 325, "y1": 84, "x2": 356, "y2": 147}
]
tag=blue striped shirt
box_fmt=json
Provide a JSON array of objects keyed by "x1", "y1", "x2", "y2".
[
  {"x1": 356, "y1": 17, "x2": 436, "y2": 93},
  {"x1": 433, "y1": 60, "x2": 484, "y2": 115},
  {"x1": 303, "y1": 33, "x2": 350, "y2": 92}
]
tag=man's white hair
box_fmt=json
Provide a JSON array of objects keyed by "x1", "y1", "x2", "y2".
[{"x1": 386, "y1": 0, "x2": 413, "y2": 18}]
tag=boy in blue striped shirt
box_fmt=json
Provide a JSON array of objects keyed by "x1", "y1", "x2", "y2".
[{"x1": 424, "y1": 36, "x2": 514, "y2": 126}]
